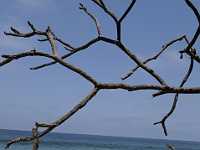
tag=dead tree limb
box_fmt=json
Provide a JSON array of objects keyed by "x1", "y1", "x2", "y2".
[
  {"x1": 1, "y1": 0, "x2": 200, "y2": 149},
  {"x1": 79, "y1": 3, "x2": 101, "y2": 36},
  {"x1": 121, "y1": 35, "x2": 186, "y2": 80},
  {"x1": 154, "y1": 56, "x2": 194, "y2": 136},
  {"x1": 179, "y1": 0, "x2": 200, "y2": 63}
]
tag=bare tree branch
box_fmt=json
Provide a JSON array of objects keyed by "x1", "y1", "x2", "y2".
[
  {"x1": 5, "y1": 136, "x2": 33, "y2": 149},
  {"x1": 30, "y1": 36, "x2": 117, "y2": 70},
  {"x1": 166, "y1": 144, "x2": 176, "y2": 150},
  {"x1": 121, "y1": 35, "x2": 186, "y2": 80},
  {"x1": 5, "y1": 87, "x2": 99, "y2": 149},
  {"x1": 5, "y1": 21, "x2": 75, "y2": 52},
  {"x1": 154, "y1": 56, "x2": 194, "y2": 136},
  {"x1": 184, "y1": 0, "x2": 200, "y2": 53},
  {"x1": 117, "y1": 0, "x2": 136, "y2": 41},
  {"x1": 46, "y1": 26, "x2": 58, "y2": 56},
  {"x1": 1, "y1": 50, "x2": 98, "y2": 85},
  {"x1": 179, "y1": 0, "x2": 200, "y2": 63},
  {"x1": 79, "y1": 3, "x2": 101, "y2": 36},
  {"x1": 119, "y1": 0, "x2": 136, "y2": 23},
  {"x1": 91, "y1": 0, "x2": 118, "y2": 22},
  {"x1": 116, "y1": 42, "x2": 167, "y2": 85},
  {"x1": 4, "y1": 21, "x2": 45, "y2": 37},
  {"x1": 30, "y1": 37, "x2": 101, "y2": 70},
  {"x1": 1, "y1": 1, "x2": 200, "y2": 149}
]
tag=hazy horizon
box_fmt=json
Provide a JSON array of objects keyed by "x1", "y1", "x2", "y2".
[{"x1": 1, "y1": 128, "x2": 200, "y2": 143}]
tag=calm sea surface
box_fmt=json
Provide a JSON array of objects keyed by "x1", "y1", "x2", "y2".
[{"x1": 0, "y1": 129, "x2": 200, "y2": 150}]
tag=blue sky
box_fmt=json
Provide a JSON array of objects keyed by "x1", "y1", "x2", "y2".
[{"x1": 0, "y1": 0, "x2": 200, "y2": 141}]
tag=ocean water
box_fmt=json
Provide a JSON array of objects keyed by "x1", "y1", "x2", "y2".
[{"x1": 0, "y1": 129, "x2": 200, "y2": 150}]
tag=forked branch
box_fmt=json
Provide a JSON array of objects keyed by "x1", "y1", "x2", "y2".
[
  {"x1": 121, "y1": 35, "x2": 186, "y2": 80},
  {"x1": 154, "y1": 56, "x2": 194, "y2": 136},
  {"x1": 1, "y1": 0, "x2": 200, "y2": 149}
]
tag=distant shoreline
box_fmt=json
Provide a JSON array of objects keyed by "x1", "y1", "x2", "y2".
[{"x1": 1, "y1": 128, "x2": 200, "y2": 144}]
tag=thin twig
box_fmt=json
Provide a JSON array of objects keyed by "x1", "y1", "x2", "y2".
[
  {"x1": 4, "y1": 21, "x2": 45, "y2": 37},
  {"x1": 79, "y1": 3, "x2": 101, "y2": 36},
  {"x1": 1, "y1": 50, "x2": 98, "y2": 85},
  {"x1": 116, "y1": 42, "x2": 167, "y2": 85},
  {"x1": 121, "y1": 35, "x2": 186, "y2": 80},
  {"x1": 30, "y1": 37, "x2": 101, "y2": 70},
  {"x1": 184, "y1": 0, "x2": 200, "y2": 53},
  {"x1": 119, "y1": 0, "x2": 136, "y2": 22},
  {"x1": 116, "y1": 0, "x2": 136, "y2": 42},
  {"x1": 154, "y1": 56, "x2": 194, "y2": 135},
  {"x1": 5, "y1": 21, "x2": 75, "y2": 52},
  {"x1": 179, "y1": 0, "x2": 200, "y2": 63},
  {"x1": 91, "y1": 0, "x2": 118, "y2": 22},
  {"x1": 30, "y1": 36, "x2": 117, "y2": 70}
]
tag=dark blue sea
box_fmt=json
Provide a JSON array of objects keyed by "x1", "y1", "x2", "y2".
[{"x1": 0, "y1": 129, "x2": 200, "y2": 150}]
